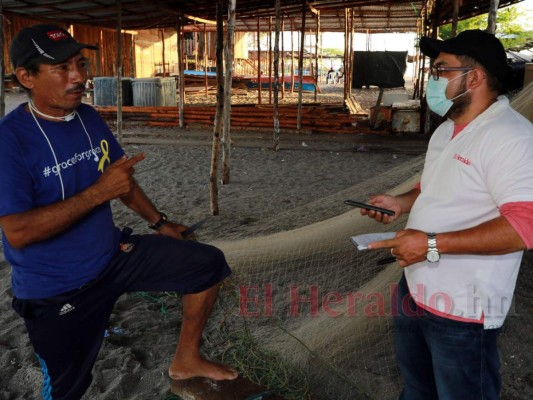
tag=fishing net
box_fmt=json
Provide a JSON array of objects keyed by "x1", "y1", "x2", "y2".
[{"x1": 199, "y1": 157, "x2": 424, "y2": 400}]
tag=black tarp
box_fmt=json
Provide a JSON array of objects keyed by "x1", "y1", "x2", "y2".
[{"x1": 352, "y1": 51, "x2": 408, "y2": 88}]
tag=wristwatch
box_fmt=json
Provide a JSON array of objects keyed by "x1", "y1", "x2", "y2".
[
  {"x1": 148, "y1": 212, "x2": 168, "y2": 230},
  {"x1": 426, "y1": 232, "x2": 440, "y2": 263}
]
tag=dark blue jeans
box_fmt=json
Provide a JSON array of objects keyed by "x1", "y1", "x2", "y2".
[{"x1": 394, "y1": 273, "x2": 501, "y2": 400}]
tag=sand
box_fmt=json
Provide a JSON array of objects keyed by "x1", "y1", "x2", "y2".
[{"x1": 0, "y1": 86, "x2": 532, "y2": 400}]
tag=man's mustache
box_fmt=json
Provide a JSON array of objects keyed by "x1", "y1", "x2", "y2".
[{"x1": 66, "y1": 84, "x2": 86, "y2": 93}]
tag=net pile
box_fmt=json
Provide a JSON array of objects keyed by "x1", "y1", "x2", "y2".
[
  {"x1": 199, "y1": 158, "x2": 424, "y2": 400},
  {"x1": 510, "y1": 81, "x2": 533, "y2": 122}
]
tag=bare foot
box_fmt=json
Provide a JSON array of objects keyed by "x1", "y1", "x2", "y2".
[{"x1": 168, "y1": 356, "x2": 239, "y2": 381}]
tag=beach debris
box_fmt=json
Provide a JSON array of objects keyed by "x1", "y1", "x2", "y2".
[
  {"x1": 104, "y1": 327, "x2": 127, "y2": 338},
  {"x1": 301, "y1": 141, "x2": 308, "y2": 147}
]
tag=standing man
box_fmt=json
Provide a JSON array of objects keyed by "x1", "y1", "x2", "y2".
[
  {"x1": 361, "y1": 30, "x2": 533, "y2": 399},
  {"x1": 0, "y1": 24, "x2": 237, "y2": 400}
]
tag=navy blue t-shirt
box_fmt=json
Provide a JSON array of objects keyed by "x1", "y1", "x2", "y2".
[{"x1": 0, "y1": 103, "x2": 124, "y2": 299}]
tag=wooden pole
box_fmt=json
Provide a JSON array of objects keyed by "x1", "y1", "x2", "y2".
[
  {"x1": 257, "y1": 18, "x2": 262, "y2": 104},
  {"x1": 222, "y1": 0, "x2": 236, "y2": 185},
  {"x1": 160, "y1": 28, "x2": 166, "y2": 76},
  {"x1": 297, "y1": 0, "x2": 306, "y2": 131},
  {"x1": 281, "y1": 16, "x2": 285, "y2": 99},
  {"x1": 290, "y1": 18, "x2": 295, "y2": 93},
  {"x1": 116, "y1": 0, "x2": 123, "y2": 145},
  {"x1": 273, "y1": 0, "x2": 281, "y2": 151},
  {"x1": 451, "y1": 0, "x2": 460, "y2": 37},
  {"x1": 487, "y1": 0, "x2": 500, "y2": 34},
  {"x1": 210, "y1": 0, "x2": 224, "y2": 215},
  {"x1": 204, "y1": 24, "x2": 209, "y2": 95},
  {"x1": 314, "y1": 11, "x2": 320, "y2": 102},
  {"x1": 343, "y1": 8, "x2": 348, "y2": 103},
  {"x1": 0, "y1": 5, "x2": 5, "y2": 119},
  {"x1": 177, "y1": 17, "x2": 185, "y2": 127},
  {"x1": 268, "y1": 16, "x2": 272, "y2": 105},
  {"x1": 348, "y1": 8, "x2": 354, "y2": 96}
]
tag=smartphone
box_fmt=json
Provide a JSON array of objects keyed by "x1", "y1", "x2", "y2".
[{"x1": 344, "y1": 200, "x2": 395, "y2": 216}]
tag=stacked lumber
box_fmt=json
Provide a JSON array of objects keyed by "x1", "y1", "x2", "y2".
[{"x1": 95, "y1": 104, "x2": 369, "y2": 134}]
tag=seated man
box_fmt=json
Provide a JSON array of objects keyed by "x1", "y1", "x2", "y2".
[{"x1": 0, "y1": 24, "x2": 238, "y2": 400}]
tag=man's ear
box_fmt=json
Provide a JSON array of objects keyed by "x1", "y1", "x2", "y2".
[
  {"x1": 467, "y1": 68, "x2": 486, "y2": 90},
  {"x1": 15, "y1": 67, "x2": 35, "y2": 90}
]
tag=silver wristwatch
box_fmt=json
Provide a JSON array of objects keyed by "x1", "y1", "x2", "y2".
[{"x1": 426, "y1": 232, "x2": 440, "y2": 263}]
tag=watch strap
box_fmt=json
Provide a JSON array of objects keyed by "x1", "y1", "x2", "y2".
[{"x1": 148, "y1": 212, "x2": 168, "y2": 230}]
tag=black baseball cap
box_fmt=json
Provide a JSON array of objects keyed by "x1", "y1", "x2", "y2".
[
  {"x1": 10, "y1": 24, "x2": 97, "y2": 69},
  {"x1": 420, "y1": 29, "x2": 512, "y2": 81}
]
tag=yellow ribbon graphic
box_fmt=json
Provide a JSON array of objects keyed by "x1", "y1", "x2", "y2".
[{"x1": 98, "y1": 140, "x2": 111, "y2": 172}]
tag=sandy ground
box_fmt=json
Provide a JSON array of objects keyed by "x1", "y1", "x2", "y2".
[{"x1": 0, "y1": 85, "x2": 532, "y2": 400}]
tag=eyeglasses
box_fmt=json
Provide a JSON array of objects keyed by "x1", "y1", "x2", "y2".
[{"x1": 429, "y1": 66, "x2": 473, "y2": 81}]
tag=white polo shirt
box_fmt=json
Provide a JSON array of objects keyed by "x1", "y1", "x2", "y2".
[{"x1": 405, "y1": 96, "x2": 533, "y2": 329}]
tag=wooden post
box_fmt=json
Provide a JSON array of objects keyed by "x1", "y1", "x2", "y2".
[
  {"x1": 297, "y1": 0, "x2": 306, "y2": 131},
  {"x1": 487, "y1": 0, "x2": 500, "y2": 34},
  {"x1": 290, "y1": 18, "x2": 295, "y2": 93},
  {"x1": 0, "y1": 6, "x2": 5, "y2": 119},
  {"x1": 451, "y1": 0, "x2": 460, "y2": 37},
  {"x1": 348, "y1": 8, "x2": 354, "y2": 96},
  {"x1": 257, "y1": 18, "x2": 262, "y2": 104},
  {"x1": 273, "y1": 0, "x2": 281, "y2": 151},
  {"x1": 314, "y1": 11, "x2": 320, "y2": 102},
  {"x1": 204, "y1": 24, "x2": 209, "y2": 95},
  {"x1": 116, "y1": 0, "x2": 123, "y2": 145},
  {"x1": 177, "y1": 17, "x2": 185, "y2": 127},
  {"x1": 281, "y1": 16, "x2": 285, "y2": 99},
  {"x1": 343, "y1": 8, "x2": 348, "y2": 103},
  {"x1": 268, "y1": 17, "x2": 273, "y2": 105},
  {"x1": 210, "y1": 0, "x2": 224, "y2": 215},
  {"x1": 160, "y1": 28, "x2": 166, "y2": 76},
  {"x1": 222, "y1": 0, "x2": 236, "y2": 185}
]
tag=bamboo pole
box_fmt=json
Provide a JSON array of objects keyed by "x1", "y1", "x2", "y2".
[
  {"x1": 222, "y1": 0, "x2": 236, "y2": 185},
  {"x1": 273, "y1": 0, "x2": 281, "y2": 151},
  {"x1": 297, "y1": 0, "x2": 306, "y2": 131},
  {"x1": 177, "y1": 17, "x2": 185, "y2": 127},
  {"x1": 257, "y1": 18, "x2": 262, "y2": 105},
  {"x1": 116, "y1": 0, "x2": 123, "y2": 145},
  {"x1": 487, "y1": 0, "x2": 499, "y2": 34},
  {"x1": 210, "y1": 0, "x2": 224, "y2": 215}
]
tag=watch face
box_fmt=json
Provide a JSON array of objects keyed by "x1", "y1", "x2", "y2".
[{"x1": 426, "y1": 250, "x2": 440, "y2": 263}]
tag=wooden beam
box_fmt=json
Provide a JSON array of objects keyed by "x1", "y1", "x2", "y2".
[
  {"x1": 177, "y1": 17, "x2": 185, "y2": 127},
  {"x1": 184, "y1": 13, "x2": 217, "y2": 25}
]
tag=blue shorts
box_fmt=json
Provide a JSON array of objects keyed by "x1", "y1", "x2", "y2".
[{"x1": 12, "y1": 230, "x2": 231, "y2": 400}]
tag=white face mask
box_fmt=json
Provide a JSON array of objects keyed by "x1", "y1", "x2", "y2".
[{"x1": 426, "y1": 71, "x2": 471, "y2": 117}]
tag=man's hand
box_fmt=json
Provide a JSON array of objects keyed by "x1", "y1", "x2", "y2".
[
  {"x1": 156, "y1": 222, "x2": 189, "y2": 240},
  {"x1": 368, "y1": 229, "x2": 428, "y2": 268},
  {"x1": 360, "y1": 194, "x2": 402, "y2": 224},
  {"x1": 92, "y1": 154, "x2": 145, "y2": 203}
]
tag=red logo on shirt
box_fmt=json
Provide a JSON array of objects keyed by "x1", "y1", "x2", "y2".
[
  {"x1": 47, "y1": 30, "x2": 69, "y2": 41},
  {"x1": 453, "y1": 153, "x2": 471, "y2": 166}
]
